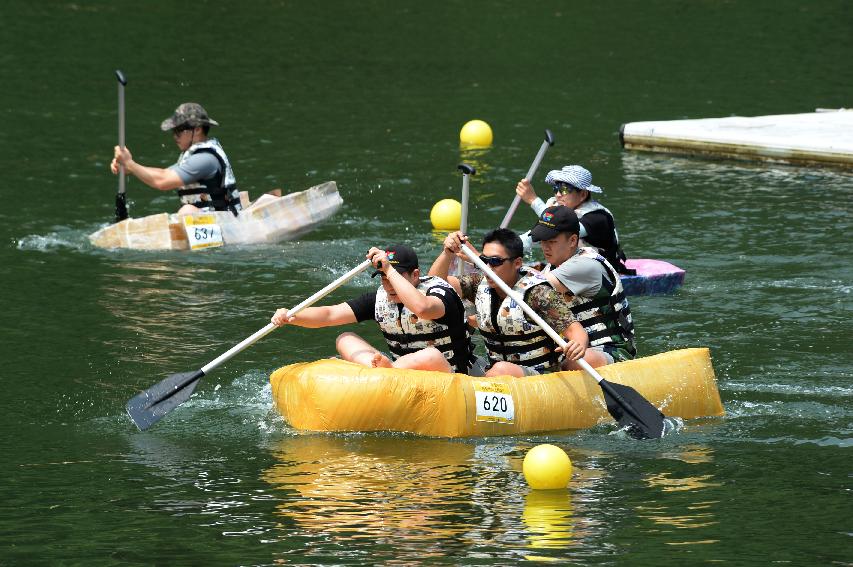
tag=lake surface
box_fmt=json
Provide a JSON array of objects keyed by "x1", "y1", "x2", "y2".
[{"x1": 2, "y1": 1, "x2": 851, "y2": 565}]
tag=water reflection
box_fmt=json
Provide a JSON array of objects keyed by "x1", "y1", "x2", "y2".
[
  {"x1": 262, "y1": 436, "x2": 603, "y2": 561},
  {"x1": 458, "y1": 146, "x2": 493, "y2": 180},
  {"x1": 262, "y1": 435, "x2": 476, "y2": 548},
  {"x1": 638, "y1": 444, "x2": 721, "y2": 542},
  {"x1": 522, "y1": 490, "x2": 574, "y2": 553},
  {"x1": 98, "y1": 260, "x2": 237, "y2": 365}
]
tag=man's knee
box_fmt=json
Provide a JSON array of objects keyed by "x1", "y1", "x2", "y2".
[
  {"x1": 177, "y1": 204, "x2": 201, "y2": 215},
  {"x1": 335, "y1": 331, "x2": 371, "y2": 353},
  {"x1": 485, "y1": 361, "x2": 523, "y2": 377},
  {"x1": 335, "y1": 331, "x2": 359, "y2": 348}
]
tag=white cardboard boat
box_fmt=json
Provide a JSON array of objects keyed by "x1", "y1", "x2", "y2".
[
  {"x1": 620, "y1": 109, "x2": 853, "y2": 168},
  {"x1": 89, "y1": 180, "x2": 342, "y2": 250}
]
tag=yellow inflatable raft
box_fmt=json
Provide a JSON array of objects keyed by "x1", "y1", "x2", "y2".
[{"x1": 270, "y1": 347, "x2": 725, "y2": 438}]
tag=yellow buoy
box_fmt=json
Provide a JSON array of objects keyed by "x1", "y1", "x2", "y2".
[
  {"x1": 523, "y1": 444, "x2": 572, "y2": 490},
  {"x1": 460, "y1": 119, "x2": 493, "y2": 147},
  {"x1": 430, "y1": 198, "x2": 462, "y2": 230}
]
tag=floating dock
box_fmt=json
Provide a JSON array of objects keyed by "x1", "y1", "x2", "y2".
[{"x1": 620, "y1": 109, "x2": 853, "y2": 168}]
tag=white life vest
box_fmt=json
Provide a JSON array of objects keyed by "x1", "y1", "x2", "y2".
[
  {"x1": 473, "y1": 269, "x2": 560, "y2": 372},
  {"x1": 374, "y1": 275, "x2": 474, "y2": 373},
  {"x1": 176, "y1": 138, "x2": 242, "y2": 214},
  {"x1": 563, "y1": 248, "x2": 635, "y2": 353}
]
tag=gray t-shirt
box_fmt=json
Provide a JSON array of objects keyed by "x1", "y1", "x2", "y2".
[
  {"x1": 168, "y1": 152, "x2": 221, "y2": 185},
  {"x1": 550, "y1": 254, "x2": 609, "y2": 298}
]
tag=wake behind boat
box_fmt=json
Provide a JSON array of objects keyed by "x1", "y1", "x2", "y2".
[{"x1": 90, "y1": 180, "x2": 342, "y2": 250}]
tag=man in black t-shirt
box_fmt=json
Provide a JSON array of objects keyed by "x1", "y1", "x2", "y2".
[{"x1": 271, "y1": 244, "x2": 475, "y2": 373}]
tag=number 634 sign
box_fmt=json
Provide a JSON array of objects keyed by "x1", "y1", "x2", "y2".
[
  {"x1": 473, "y1": 381, "x2": 515, "y2": 424},
  {"x1": 183, "y1": 215, "x2": 224, "y2": 250}
]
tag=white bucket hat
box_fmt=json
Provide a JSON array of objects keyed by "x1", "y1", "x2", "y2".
[{"x1": 544, "y1": 165, "x2": 603, "y2": 193}]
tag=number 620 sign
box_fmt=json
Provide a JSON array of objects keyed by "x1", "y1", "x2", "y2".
[{"x1": 473, "y1": 381, "x2": 515, "y2": 424}]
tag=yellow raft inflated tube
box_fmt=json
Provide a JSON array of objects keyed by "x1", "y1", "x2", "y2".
[{"x1": 270, "y1": 347, "x2": 725, "y2": 438}]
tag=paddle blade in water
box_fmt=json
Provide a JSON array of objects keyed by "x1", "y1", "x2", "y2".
[
  {"x1": 125, "y1": 369, "x2": 205, "y2": 431},
  {"x1": 599, "y1": 379, "x2": 667, "y2": 440}
]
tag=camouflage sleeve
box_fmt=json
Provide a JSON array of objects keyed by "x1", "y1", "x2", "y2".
[
  {"x1": 457, "y1": 273, "x2": 483, "y2": 302},
  {"x1": 526, "y1": 285, "x2": 576, "y2": 336}
]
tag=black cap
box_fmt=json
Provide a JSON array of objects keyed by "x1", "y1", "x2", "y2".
[
  {"x1": 530, "y1": 206, "x2": 580, "y2": 242},
  {"x1": 371, "y1": 244, "x2": 419, "y2": 277}
]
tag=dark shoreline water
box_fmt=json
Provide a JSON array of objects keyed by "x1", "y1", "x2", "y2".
[{"x1": 2, "y1": 1, "x2": 851, "y2": 565}]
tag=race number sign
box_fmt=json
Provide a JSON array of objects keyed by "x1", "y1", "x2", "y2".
[
  {"x1": 183, "y1": 215, "x2": 224, "y2": 250},
  {"x1": 473, "y1": 381, "x2": 515, "y2": 423}
]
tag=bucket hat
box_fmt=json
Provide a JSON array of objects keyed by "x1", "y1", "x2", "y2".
[
  {"x1": 160, "y1": 102, "x2": 220, "y2": 131},
  {"x1": 544, "y1": 165, "x2": 603, "y2": 194}
]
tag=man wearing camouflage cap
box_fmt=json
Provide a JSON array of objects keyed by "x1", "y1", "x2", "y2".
[{"x1": 110, "y1": 102, "x2": 242, "y2": 215}]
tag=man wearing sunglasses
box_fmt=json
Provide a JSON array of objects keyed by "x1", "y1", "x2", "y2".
[
  {"x1": 514, "y1": 165, "x2": 634, "y2": 275},
  {"x1": 111, "y1": 102, "x2": 242, "y2": 216},
  {"x1": 530, "y1": 206, "x2": 636, "y2": 368},
  {"x1": 271, "y1": 244, "x2": 476, "y2": 374},
  {"x1": 429, "y1": 228, "x2": 587, "y2": 377}
]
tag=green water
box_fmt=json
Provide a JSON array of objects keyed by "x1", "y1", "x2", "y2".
[{"x1": 2, "y1": 1, "x2": 851, "y2": 565}]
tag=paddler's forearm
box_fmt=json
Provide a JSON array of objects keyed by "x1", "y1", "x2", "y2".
[
  {"x1": 386, "y1": 270, "x2": 440, "y2": 318},
  {"x1": 284, "y1": 304, "x2": 357, "y2": 329},
  {"x1": 565, "y1": 321, "x2": 588, "y2": 347},
  {"x1": 428, "y1": 249, "x2": 455, "y2": 280},
  {"x1": 125, "y1": 161, "x2": 185, "y2": 191}
]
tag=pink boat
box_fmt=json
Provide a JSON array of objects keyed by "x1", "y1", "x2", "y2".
[{"x1": 621, "y1": 259, "x2": 686, "y2": 295}]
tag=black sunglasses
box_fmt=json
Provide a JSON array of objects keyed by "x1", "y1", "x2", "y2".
[
  {"x1": 552, "y1": 182, "x2": 582, "y2": 195},
  {"x1": 479, "y1": 255, "x2": 516, "y2": 267},
  {"x1": 172, "y1": 125, "x2": 194, "y2": 136}
]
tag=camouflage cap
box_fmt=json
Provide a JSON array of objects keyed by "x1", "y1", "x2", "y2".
[{"x1": 160, "y1": 102, "x2": 220, "y2": 131}]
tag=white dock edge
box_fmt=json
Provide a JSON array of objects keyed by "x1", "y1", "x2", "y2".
[{"x1": 620, "y1": 109, "x2": 853, "y2": 168}]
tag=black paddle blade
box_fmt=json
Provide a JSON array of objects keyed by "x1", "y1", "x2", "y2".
[
  {"x1": 115, "y1": 192, "x2": 129, "y2": 223},
  {"x1": 125, "y1": 369, "x2": 205, "y2": 431},
  {"x1": 598, "y1": 379, "x2": 667, "y2": 440}
]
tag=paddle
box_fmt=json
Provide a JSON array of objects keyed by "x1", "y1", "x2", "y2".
[
  {"x1": 456, "y1": 164, "x2": 475, "y2": 276},
  {"x1": 459, "y1": 245, "x2": 667, "y2": 439},
  {"x1": 126, "y1": 259, "x2": 372, "y2": 431},
  {"x1": 114, "y1": 69, "x2": 129, "y2": 223},
  {"x1": 499, "y1": 129, "x2": 555, "y2": 228}
]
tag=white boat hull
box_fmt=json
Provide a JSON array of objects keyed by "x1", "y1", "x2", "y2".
[{"x1": 89, "y1": 181, "x2": 343, "y2": 250}]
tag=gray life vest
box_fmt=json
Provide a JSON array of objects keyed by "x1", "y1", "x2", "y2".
[
  {"x1": 374, "y1": 275, "x2": 474, "y2": 373},
  {"x1": 564, "y1": 248, "x2": 636, "y2": 354},
  {"x1": 176, "y1": 138, "x2": 242, "y2": 215},
  {"x1": 474, "y1": 269, "x2": 561, "y2": 372}
]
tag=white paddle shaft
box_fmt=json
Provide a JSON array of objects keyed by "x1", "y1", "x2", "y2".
[
  {"x1": 201, "y1": 260, "x2": 372, "y2": 374},
  {"x1": 499, "y1": 137, "x2": 552, "y2": 228},
  {"x1": 460, "y1": 246, "x2": 603, "y2": 384}
]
